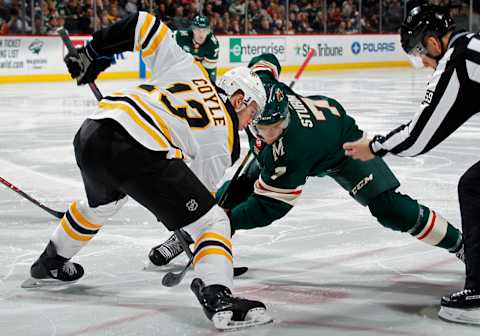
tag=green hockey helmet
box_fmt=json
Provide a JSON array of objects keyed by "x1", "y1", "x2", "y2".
[
  {"x1": 248, "y1": 53, "x2": 282, "y2": 80},
  {"x1": 250, "y1": 83, "x2": 290, "y2": 143},
  {"x1": 192, "y1": 15, "x2": 210, "y2": 29},
  {"x1": 253, "y1": 83, "x2": 289, "y2": 126}
]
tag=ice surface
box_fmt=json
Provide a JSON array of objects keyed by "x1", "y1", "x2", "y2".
[{"x1": 1, "y1": 68, "x2": 479, "y2": 335}]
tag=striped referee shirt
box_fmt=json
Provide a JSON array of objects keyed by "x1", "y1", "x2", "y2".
[{"x1": 371, "y1": 30, "x2": 480, "y2": 157}]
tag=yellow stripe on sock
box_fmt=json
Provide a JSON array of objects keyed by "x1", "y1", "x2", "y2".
[
  {"x1": 70, "y1": 201, "x2": 102, "y2": 230},
  {"x1": 193, "y1": 247, "x2": 233, "y2": 266},
  {"x1": 61, "y1": 218, "x2": 93, "y2": 241},
  {"x1": 194, "y1": 232, "x2": 232, "y2": 250}
]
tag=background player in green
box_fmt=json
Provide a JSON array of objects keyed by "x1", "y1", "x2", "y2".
[
  {"x1": 149, "y1": 53, "x2": 465, "y2": 270},
  {"x1": 175, "y1": 15, "x2": 219, "y2": 83}
]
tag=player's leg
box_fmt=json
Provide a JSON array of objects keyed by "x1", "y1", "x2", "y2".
[
  {"x1": 184, "y1": 204, "x2": 271, "y2": 329},
  {"x1": 368, "y1": 190, "x2": 462, "y2": 254},
  {"x1": 119, "y1": 158, "x2": 271, "y2": 329},
  {"x1": 24, "y1": 120, "x2": 128, "y2": 288},
  {"x1": 88, "y1": 122, "x2": 270, "y2": 328},
  {"x1": 439, "y1": 160, "x2": 480, "y2": 324},
  {"x1": 329, "y1": 156, "x2": 463, "y2": 256},
  {"x1": 148, "y1": 158, "x2": 261, "y2": 267}
]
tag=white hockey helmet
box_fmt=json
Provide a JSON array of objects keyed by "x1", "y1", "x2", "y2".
[{"x1": 217, "y1": 66, "x2": 267, "y2": 112}]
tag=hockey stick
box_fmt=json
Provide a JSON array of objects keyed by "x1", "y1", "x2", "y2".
[
  {"x1": 162, "y1": 48, "x2": 316, "y2": 287},
  {"x1": 57, "y1": 28, "x2": 103, "y2": 101},
  {"x1": 289, "y1": 48, "x2": 315, "y2": 89},
  {"x1": 0, "y1": 30, "x2": 106, "y2": 220},
  {"x1": 162, "y1": 152, "x2": 254, "y2": 287},
  {"x1": 0, "y1": 176, "x2": 64, "y2": 219}
]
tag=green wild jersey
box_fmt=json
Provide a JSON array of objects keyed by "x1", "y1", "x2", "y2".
[
  {"x1": 228, "y1": 87, "x2": 363, "y2": 230},
  {"x1": 175, "y1": 29, "x2": 219, "y2": 82}
]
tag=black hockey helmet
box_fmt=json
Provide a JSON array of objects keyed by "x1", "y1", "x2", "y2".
[{"x1": 400, "y1": 1, "x2": 455, "y2": 55}]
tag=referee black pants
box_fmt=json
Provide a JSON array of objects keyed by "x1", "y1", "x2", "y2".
[
  {"x1": 458, "y1": 160, "x2": 480, "y2": 289},
  {"x1": 73, "y1": 118, "x2": 216, "y2": 231}
]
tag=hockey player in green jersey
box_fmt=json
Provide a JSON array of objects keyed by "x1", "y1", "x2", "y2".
[
  {"x1": 175, "y1": 15, "x2": 219, "y2": 82},
  {"x1": 149, "y1": 53, "x2": 465, "y2": 270}
]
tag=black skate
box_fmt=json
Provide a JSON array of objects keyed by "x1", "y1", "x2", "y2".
[
  {"x1": 21, "y1": 241, "x2": 84, "y2": 288},
  {"x1": 191, "y1": 278, "x2": 272, "y2": 330},
  {"x1": 439, "y1": 289, "x2": 480, "y2": 324},
  {"x1": 145, "y1": 230, "x2": 193, "y2": 269}
]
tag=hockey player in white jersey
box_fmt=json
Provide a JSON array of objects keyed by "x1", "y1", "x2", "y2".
[{"x1": 22, "y1": 11, "x2": 271, "y2": 330}]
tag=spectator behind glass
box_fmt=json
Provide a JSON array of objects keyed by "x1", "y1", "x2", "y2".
[
  {"x1": 173, "y1": 6, "x2": 190, "y2": 29},
  {"x1": 125, "y1": 0, "x2": 137, "y2": 15},
  {"x1": 0, "y1": 0, "x2": 9, "y2": 22},
  {"x1": 77, "y1": 6, "x2": 92, "y2": 34},
  {"x1": 229, "y1": 0, "x2": 245, "y2": 16},
  {"x1": 257, "y1": 16, "x2": 272, "y2": 34},
  {"x1": 311, "y1": 10, "x2": 325, "y2": 32},
  {"x1": 385, "y1": 0, "x2": 403, "y2": 32},
  {"x1": 8, "y1": 7, "x2": 30, "y2": 34}
]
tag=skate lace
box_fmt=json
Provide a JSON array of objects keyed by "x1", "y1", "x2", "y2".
[
  {"x1": 157, "y1": 235, "x2": 184, "y2": 260},
  {"x1": 62, "y1": 262, "x2": 77, "y2": 276},
  {"x1": 213, "y1": 290, "x2": 235, "y2": 307}
]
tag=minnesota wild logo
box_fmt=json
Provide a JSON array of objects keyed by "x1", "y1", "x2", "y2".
[
  {"x1": 28, "y1": 39, "x2": 44, "y2": 54},
  {"x1": 275, "y1": 87, "x2": 284, "y2": 102}
]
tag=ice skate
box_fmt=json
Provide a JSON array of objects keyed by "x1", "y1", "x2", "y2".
[
  {"x1": 21, "y1": 241, "x2": 84, "y2": 288},
  {"x1": 144, "y1": 230, "x2": 193, "y2": 270},
  {"x1": 191, "y1": 278, "x2": 272, "y2": 331},
  {"x1": 439, "y1": 289, "x2": 480, "y2": 325}
]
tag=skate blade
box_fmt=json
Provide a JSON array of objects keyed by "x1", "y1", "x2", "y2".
[
  {"x1": 438, "y1": 306, "x2": 480, "y2": 325},
  {"x1": 143, "y1": 261, "x2": 184, "y2": 272},
  {"x1": 143, "y1": 261, "x2": 164, "y2": 271},
  {"x1": 21, "y1": 277, "x2": 78, "y2": 289},
  {"x1": 212, "y1": 308, "x2": 273, "y2": 331}
]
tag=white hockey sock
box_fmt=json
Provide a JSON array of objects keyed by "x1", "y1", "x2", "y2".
[
  {"x1": 184, "y1": 205, "x2": 233, "y2": 288},
  {"x1": 51, "y1": 198, "x2": 127, "y2": 258}
]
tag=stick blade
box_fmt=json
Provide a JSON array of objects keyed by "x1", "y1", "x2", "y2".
[
  {"x1": 162, "y1": 271, "x2": 185, "y2": 287},
  {"x1": 233, "y1": 266, "x2": 248, "y2": 277}
]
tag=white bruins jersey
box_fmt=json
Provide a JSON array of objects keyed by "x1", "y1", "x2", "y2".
[{"x1": 89, "y1": 12, "x2": 237, "y2": 192}]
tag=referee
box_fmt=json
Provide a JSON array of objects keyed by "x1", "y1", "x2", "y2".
[{"x1": 343, "y1": 1, "x2": 480, "y2": 324}]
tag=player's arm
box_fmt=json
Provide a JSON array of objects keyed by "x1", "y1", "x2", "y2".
[
  {"x1": 65, "y1": 11, "x2": 189, "y2": 85},
  {"x1": 226, "y1": 159, "x2": 306, "y2": 232},
  {"x1": 202, "y1": 35, "x2": 219, "y2": 82},
  {"x1": 345, "y1": 53, "x2": 476, "y2": 159},
  {"x1": 368, "y1": 53, "x2": 476, "y2": 157}
]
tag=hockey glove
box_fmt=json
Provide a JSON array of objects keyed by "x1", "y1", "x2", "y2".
[{"x1": 64, "y1": 42, "x2": 113, "y2": 85}]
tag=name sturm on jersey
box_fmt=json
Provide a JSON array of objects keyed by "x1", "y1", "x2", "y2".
[{"x1": 288, "y1": 94, "x2": 313, "y2": 128}]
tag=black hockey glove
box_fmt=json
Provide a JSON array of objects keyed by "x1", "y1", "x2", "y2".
[{"x1": 64, "y1": 42, "x2": 113, "y2": 85}]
